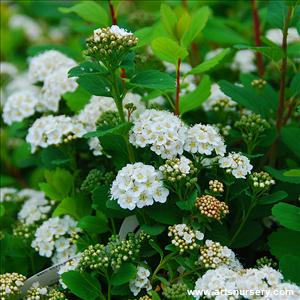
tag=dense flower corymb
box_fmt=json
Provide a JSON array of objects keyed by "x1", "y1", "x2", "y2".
[
  {"x1": 184, "y1": 123, "x2": 226, "y2": 156},
  {"x1": 110, "y1": 162, "x2": 169, "y2": 210},
  {"x1": 26, "y1": 115, "x2": 86, "y2": 153},
  {"x1": 219, "y1": 152, "x2": 253, "y2": 179},
  {"x1": 129, "y1": 109, "x2": 187, "y2": 159}
]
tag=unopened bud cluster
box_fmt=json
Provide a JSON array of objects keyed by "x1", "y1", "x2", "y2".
[
  {"x1": 0, "y1": 272, "x2": 26, "y2": 299},
  {"x1": 195, "y1": 195, "x2": 229, "y2": 221},
  {"x1": 211, "y1": 98, "x2": 237, "y2": 112},
  {"x1": 96, "y1": 111, "x2": 120, "y2": 127},
  {"x1": 85, "y1": 26, "x2": 138, "y2": 68},
  {"x1": 250, "y1": 171, "x2": 275, "y2": 190},
  {"x1": 78, "y1": 233, "x2": 149, "y2": 272},
  {"x1": 209, "y1": 180, "x2": 224, "y2": 194},
  {"x1": 159, "y1": 156, "x2": 198, "y2": 188},
  {"x1": 138, "y1": 295, "x2": 152, "y2": 300},
  {"x1": 198, "y1": 240, "x2": 232, "y2": 269},
  {"x1": 78, "y1": 243, "x2": 108, "y2": 272},
  {"x1": 256, "y1": 256, "x2": 278, "y2": 269},
  {"x1": 235, "y1": 113, "x2": 270, "y2": 143},
  {"x1": 24, "y1": 284, "x2": 67, "y2": 300},
  {"x1": 168, "y1": 224, "x2": 203, "y2": 253},
  {"x1": 251, "y1": 79, "x2": 266, "y2": 89},
  {"x1": 124, "y1": 103, "x2": 137, "y2": 121},
  {"x1": 215, "y1": 123, "x2": 231, "y2": 136},
  {"x1": 162, "y1": 283, "x2": 188, "y2": 299},
  {"x1": 81, "y1": 169, "x2": 115, "y2": 193},
  {"x1": 13, "y1": 222, "x2": 36, "y2": 240}
]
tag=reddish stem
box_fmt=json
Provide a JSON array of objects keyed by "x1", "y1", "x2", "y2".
[
  {"x1": 251, "y1": 0, "x2": 264, "y2": 77},
  {"x1": 108, "y1": 0, "x2": 117, "y2": 25},
  {"x1": 175, "y1": 58, "x2": 181, "y2": 115},
  {"x1": 120, "y1": 68, "x2": 126, "y2": 88}
]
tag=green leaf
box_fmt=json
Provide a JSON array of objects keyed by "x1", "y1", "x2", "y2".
[
  {"x1": 266, "y1": 167, "x2": 300, "y2": 184},
  {"x1": 140, "y1": 224, "x2": 165, "y2": 236},
  {"x1": 61, "y1": 271, "x2": 102, "y2": 300},
  {"x1": 281, "y1": 127, "x2": 300, "y2": 158},
  {"x1": 290, "y1": 72, "x2": 300, "y2": 98},
  {"x1": 181, "y1": 6, "x2": 210, "y2": 47},
  {"x1": 267, "y1": 0, "x2": 288, "y2": 28},
  {"x1": 179, "y1": 75, "x2": 211, "y2": 115},
  {"x1": 234, "y1": 45, "x2": 283, "y2": 61},
  {"x1": 59, "y1": 1, "x2": 108, "y2": 25},
  {"x1": 218, "y1": 80, "x2": 274, "y2": 117},
  {"x1": 78, "y1": 215, "x2": 109, "y2": 234},
  {"x1": 176, "y1": 189, "x2": 198, "y2": 211},
  {"x1": 148, "y1": 290, "x2": 162, "y2": 300},
  {"x1": 145, "y1": 203, "x2": 181, "y2": 225},
  {"x1": 151, "y1": 37, "x2": 188, "y2": 64},
  {"x1": 272, "y1": 203, "x2": 300, "y2": 232},
  {"x1": 68, "y1": 61, "x2": 107, "y2": 78},
  {"x1": 279, "y1": 255, "x2": 300, "y2": 285},
  {"x1": 130, "y1": 70, "x2": 176, "y2": 90},
  {"x1": 258, "y1": 191, "x2": 288, "y2": 205},
  {"x1": 160, "y1": 4, "x2": 177, "y2": 37},
  {"x1": 63, "y1": 87, "x2": 91, "y2": 113},
  {"x1": 189, "y1": 48, "x2": 231, "y2": 74},
  {"x1": 111, "y1": 263, "x2": 137, "y2": 286},
  {"x1": 39, "y1": 168, "x2": 73, "y2": 201},
  {"x1": 77, "y1": 74, "x2": 111, "y2": 97},
  {"x1": 176, "y1": 11, "x2": 191, "y2": 40},
  {"x1": 84, "y1": 123, "x2": 132, "y2": 139},
  {"x1": 284, "y1": 169, "x2": 300, "y2": 176},
  {"x1": 268, "y1": 228, "x2": 300, "y2": 259}
]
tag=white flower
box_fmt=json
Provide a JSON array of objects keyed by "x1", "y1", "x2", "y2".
[
  {"x1": 18, "y1": 190, "x2": 52, "y2": 225},
  {"x1": 0, "y1": 62, "x2": 18, "y2": 76},
  {"x1": 28, "y1": 50, "x2": 76, "y2": 83},
  {"x1": 231, "y1": 50, "x2": 256, "y2": 73},
  {"x1": 2, "y1": 88, "x2": 41, "y2": 125},
  {"x1": 32, "y1": 216, "x2": 81, "y2": 263},
  {"x1": 38, "y1": 67, "x2": 78, "y2": 112},
  {"x1": 9, "y1": 14, "x2": 42, "y2": 41},
  {"x1": 130, "y1": 109, "x2": 188, "y2": 159},
  {"x1": 195, "y1": 230, "x2": 204, "y2": 241},
  {"x1": 219, "y1": 152, "x2": 253, "y2": 179},
  {"x1": 0, "y1": 187, "x2": 18, "y2": 203},
  {"x1": 110, "y1": 162, "x2": 169, "y2": 210},
  {"x1": 205, "y1": 48, "x2": 225, "y2": 61},
  {"x1": 184, "y1": 123, "x2": 226, "y2": 156},
  {"x1": 58, "y1": 256, "x2": 81, "y2": 289},
  {"x1": 26, "y1": 115, "x2": 86, "y2": 153},
  {"x1": 129, "y1": 266, "x2": 152, "y2": 296},
  {"x1": 266, "y1": 27, "x2": 300, "y2": 45},
  {"x1": 94, "y1": 25, "x2": 132, "y2": 41},
  {"x1": 203, "y1": 83, "x2": 237, "y2": 112}
]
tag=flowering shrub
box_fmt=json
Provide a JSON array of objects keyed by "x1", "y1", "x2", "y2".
[{"x1": 0, "y1": 1, "x2": 300, "y2": 300}]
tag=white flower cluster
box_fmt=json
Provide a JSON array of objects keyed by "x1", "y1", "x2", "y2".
[
  {"x1": 159, "y1": 155, "x2": 193, "y2": 175},
  {"x1": 18, "y1": 191, "x2": 53, "y2": 225},
  {"x1": 110, "y1": 162, "x2": 169, "y2": 210},
  {"x1": 94, "y1": 25, "x2": 132, "y2": 41},
  {"x1": 9, "y1": 14, "x2": 42, "y2": 41},
  {"x1": 194, "y1": 266, "x2": 300, "y2": 300},
  {"x1": 28, "y1": 50, "x2": 77, "y2": 112},
  {"x1": 203, "y1": 83, "x2": 237, "y2": 112},
  {"x1": 266, "y1": 27, "x2": 300, "y2": 45},
  {"x1": 26, "y1": 115, "x2": 86, "y2": 153},
  {"x1": 2, "y1": 88, "x2": 40, "y2": 125},
  {"x1": 31, "y1": 215, "x2": 81, "y2": 264},
  {"x1": 58, "y1": 256, "x2": 81, "y2": 289},
  {"x1": 129, "y1": 109, "x2": 188, "y2": 159},
  {"x1": 0, "y1": 187, "x2": 18, "y2": 203},
  {"x1": 129, "y1": 266, "x2": 152, "y2": 296},
  {"x1": 0, "y1": 62, "x2": 18, "y2": 76},
  {"x1": 219, "y1": 152, "x2": 253, "y2": 179},
  {"x1": 184, "y1": 124, "x2": 226, "y2": 157},
  {"x1": 231, "y1": 50, "x2": 256, "y2": 73}
]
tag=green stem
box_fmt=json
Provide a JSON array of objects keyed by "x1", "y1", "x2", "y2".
[
  {"x1": 111, "y1": 69, "x2": 125, "y2": 122},
  {"x1": 151, "y1": 253, "x2": 178, "y2": 283}
]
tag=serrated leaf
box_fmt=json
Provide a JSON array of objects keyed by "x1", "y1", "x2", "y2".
[
  {"x1": 189, "y1": 48, "x2": 231, "y2": 74},
  {"x1": 272, "y1": 203, "x2": 300, "y2": 232},
  {"x1": 151, "y1": 37, "x2": 188, "y2": 64},
  {"x1": 179, "y1": 75, "x2": 211, "y2": 115},
  {"x1": 61, "y1": 271, "x2": 101, "y2": 300},
  {"x1": 130, "y1": 70, "x2": 176, "y2": 90},
  {"x1": 59, "y1": 1, "x2": 108, "y2": 25},
  {"x1": 111, "y1": 263, "x2": 137, "y2": 286},
  {"x1": 258, "y1": 191, "x2": 288, "y2": 205}
]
